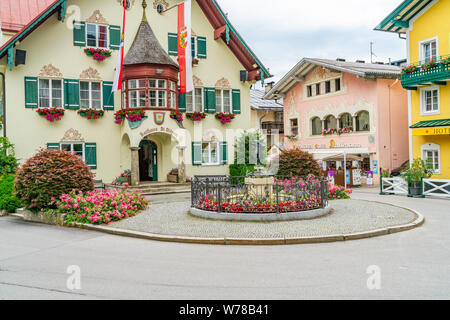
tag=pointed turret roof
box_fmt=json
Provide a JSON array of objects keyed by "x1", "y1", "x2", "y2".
[{"x1": 123, "y1": 1, "x2": 177, "y2": 68}]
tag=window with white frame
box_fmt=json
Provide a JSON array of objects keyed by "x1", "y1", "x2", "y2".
[
  {"x1": 421, "y1": 143, "x2": 440, "y2": 174},
  {"x1": 86, "y1": 23, "x2": 109, "y2": 49},
  {"x1": 80, "y1": 81, "x2": 102, "y2": 109},
  {"x1": 128, "y1": 79, "x2": 146, "y2": 108},
  {"x1": 186, "y1": 88, "x2": 203, "y2": 112},
  {"x1": 421, "y1": 86, "x2": 440, "y2": 114},
  {"x1": 169, "y1": 81, "x2": 177, "y2": 109},
  {"x1": 420, "y1": 38, "x2": 437, "y2": 63},
  {"x1": 202, "y1": 141, "x2": 219, "y2": 165},
  {"x1": 60, "y1": 143, "x2": 84, "y2": 161},
  {"x1": 38, "y1": 79, "x2": 63, "y2": 108},
  {"x1": 149, "y1": 79, "x2": 167, "y2": 108},
  {"x1": 215, "y1": 89, "x2": 231, "y2": 113}
]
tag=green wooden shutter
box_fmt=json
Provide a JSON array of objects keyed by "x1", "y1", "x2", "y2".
[
  {"x1": 168, "y1": 33, "x2": 178, "y2": 56},
  {"x1": 47, "y1": 143, "x2": 60, "y2": 150},
  {"x1": 178, "y1": 91, "x2": 186, "y2": 112},
  {"x1": 192, "y1": 142, "x2": 202, "y2": 166},
  {"x1": 85, "y1": 143, "x2": 97, "y2": 169},
  {"x1": 109, "y1": 25, "x2": 121, "y2": 50},
  {"x1": 64, "y1": 79, "x2": 80, "y2": 110},
  {"x1": 24, "y1": 77, "x2": 38, "y2": 108},
  {"x1": 73, "y1": 21, "x2": 86, "y2": 47},
  {"x1": 232, "y1": 89, "x2": 241, "y2": 114},
  {"x1": 220, "y1": 142, "x2": 228, "y2": 165},
  {"x1": 197, "y1": 36, "x2": 207, "y2": 59},
  {"x1": 204, "y1": 88, "x2": 216, "y2": 113},
  {"x1": 103, "y1": 82, "x2": 114, "y2": 110}
]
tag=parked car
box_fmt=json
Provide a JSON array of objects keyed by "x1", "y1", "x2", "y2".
[{"x1": 390, "y1": 161, "x2": 409, "y2": 177}]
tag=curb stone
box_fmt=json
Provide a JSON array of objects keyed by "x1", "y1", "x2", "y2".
[{"x1": 12, "y1": 201, "x2": 425, "y2": 246}]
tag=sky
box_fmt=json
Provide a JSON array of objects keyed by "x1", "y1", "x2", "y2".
[{"x1": 217, "y1": 0, "x2": 407, "y2": 85}]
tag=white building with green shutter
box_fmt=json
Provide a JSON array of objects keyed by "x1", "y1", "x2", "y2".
[{"x1": 0, "y1": 0, "x2": 270, "y2": 185}]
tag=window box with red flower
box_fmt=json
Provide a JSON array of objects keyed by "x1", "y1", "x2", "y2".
[
  {"x1": 421, "y1": 60, "x2": 437, "y2": 72},
  {"x1": 186, "y1": 111, "x2": 207, "y2": 122},
  {"x1": 336, "y1": 126, "x2": 353, "y2": 135},
  {"x1": 84, "y1": 48, "x2": 112, "y2": 62},
  {"x1": 322, "y1": 128, "x2": 337, "y2": 136},
  {"x1": 78, "y1": 108, "x2": 105, "y2": 120},
  {"x1": 402, "y1": 64, "x2": 418, "y2": 75},
  {"x1": 170, "y1": 110, "x2": 184, "y2": 128},
  {"x1": 215, "y1": 112, "x2": 235, "y2": 125},
  {"x1": 36, "y1": 107, "x2": 65, "y2": 122},
  {"x1": 114, "y1": 108, "x2": 147, "y2": 129}
]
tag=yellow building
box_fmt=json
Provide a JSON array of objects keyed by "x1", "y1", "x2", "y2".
[
  {"x1": 377, "y1": 0, "x2": 450, "y2": 179},
  {"x1": 0, "y1": 0, "x2": 270, "y2": 185}
]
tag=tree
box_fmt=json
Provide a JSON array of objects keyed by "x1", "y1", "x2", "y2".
[
  {"x1": 0, "y1": 137, "x2": 19, "y2": 174},
  {"x1": 277, "y1": 147, "x2": 320, "y2": 177}
]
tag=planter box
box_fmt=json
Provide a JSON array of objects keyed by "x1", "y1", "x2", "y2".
[
  {"x1": 167, "y1": 174, "x2": 179, "y2": 183},
  {"x1": 18, "y1": 208, "x2": 66, "y2": 226}
]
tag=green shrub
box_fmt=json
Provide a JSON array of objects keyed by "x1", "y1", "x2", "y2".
[
  {"x1": 0, "y1": 174, "x2": 22, "y2": 212},
  {"x1": 401, "y1": 158, "x2": 433, "y2": 186},
  {"x1": 277, "y1": 148, "x2": 320, "y2": 177},
  {"x1": 15, "y1": 149, "x2": 94, "y2": 209},
  {"x1": 0, "y1": 137, "x2": 19, "y2": 174}
]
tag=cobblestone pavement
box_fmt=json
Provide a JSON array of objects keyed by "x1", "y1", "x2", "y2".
[{"x1": 108, "y1": 198, "x2": 418, "y2": 238}]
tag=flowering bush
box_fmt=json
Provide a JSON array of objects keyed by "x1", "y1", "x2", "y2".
[
  {"x1": 170, "y1": 110, "x2": 184, "y2": 123},
  {"x1": 215, "y1": 113, "x2": 235, "y2": 125},
  {"x1": 15, "y1": 149, "x2": 94, "y2": 209},
  {"x1": 36, "y1": 107, "x2": 65, "y2": 122},
  {"x1": 114, "y1": 108, "x2": 146, "y2": 124},
  {"x1": 421, "y1": 60, "x2": 436, "y2": 71},
  {"x1": 186, "y1": 112, "x2": 207, "y2": 122},
  {"x1": 277, "y1": 148, "x2": 320, "y2": 177},
  {"x1": 84, "y1": 48, "x2": 112, "y2": 62},
  {"x1": 328, "y1": 183, "x2": 352, "y2": 200},
  {"x1": 111, "y1": 169, "x2": 132, "y2": 186},
  {"x1": 196, "y1": 196, "x2": 321, "y2": 214},
  {"x1": 402, "y1": 64, "x2": 418, "y2": 74},
  {"x1": 78, "y1": 108, "x2": 105, "y2": 120},
  {"x1": 54, "y1": 188, "x2": 148, "y2": 225}
]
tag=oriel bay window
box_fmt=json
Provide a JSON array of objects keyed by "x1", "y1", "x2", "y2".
[
  {"x1": 39, "y1": 79, "x2": 63, "y2": 108},
  {"x1": 124, "y1": 78, "x2": 177, "y2": 109}
]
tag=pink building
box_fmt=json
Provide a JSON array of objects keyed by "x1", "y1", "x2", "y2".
[{"x1": 265, "y1": 58, "x2": 409, "y2": 183}]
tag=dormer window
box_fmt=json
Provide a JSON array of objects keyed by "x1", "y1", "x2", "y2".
[{"x1": 86, "y1": 23, "x2": 109, "y2": 49}]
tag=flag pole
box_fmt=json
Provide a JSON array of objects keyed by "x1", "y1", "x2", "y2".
[{"x1": 160, "y1": 1, "x2": 184, "y2": 14}]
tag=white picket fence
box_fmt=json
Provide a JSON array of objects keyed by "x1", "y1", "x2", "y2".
[
  {"x1": 381, "y1": 177, "x2": 408, "y2": 195},
  {"x1": 381, "y1": 177, "x2": 450, "y2": 199},
  {"x1": 423, "y1": 179, "x2": 450, "y2": 198}
]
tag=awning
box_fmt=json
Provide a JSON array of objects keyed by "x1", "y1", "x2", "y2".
[
  {"x1": 410, "y1": 119, "x2": 450, "y2": 128},
  {"x1": 410, "y1": 119, "x2": 450, "y2": 136},
  {"x1": 322, "y1": 154, "x2": 363, "y2": 162}
]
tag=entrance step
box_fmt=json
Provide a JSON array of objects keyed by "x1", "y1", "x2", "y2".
[{"x1": 106, "y1": 182, "x2": 191, "y2": 196}]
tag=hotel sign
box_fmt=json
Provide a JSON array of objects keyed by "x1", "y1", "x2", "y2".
[{"x1": 412, "y1": 126, "x2": 450, "y2": 136}]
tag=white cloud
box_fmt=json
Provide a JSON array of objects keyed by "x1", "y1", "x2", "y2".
[{"x1": 216, "y1": 0, "x2": 407, "y2": 84}]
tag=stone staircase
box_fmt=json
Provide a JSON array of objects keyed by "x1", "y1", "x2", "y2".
[{"x1": 123, "y1": 181, "x2": 191, "y2": 196}]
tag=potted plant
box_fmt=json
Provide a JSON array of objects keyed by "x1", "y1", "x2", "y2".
[
  {"x1": 401, "y1": 158, "x2": 433, "y2": 197},
  {"x1": 215, "y1": 112, "x2": 235, "y2": 125},
  {"x1": 84, "y1": 48, "x2": 112, "y2": 62},
  {"x1": 186, "y1": 111, "x2": 207, "y2": 122},
  {"x1": 170, "y1": 110, "x2": 184, "y2": 128},
  {"x1": 167, "y1": 168, "x2": 179, "y2": 183},
  {"x1": 36, "y1": 107, "x2": 65, "y2": 122},
  {"x1": 78, "y1": 108, "x2": 105, "y2": 120},
  {"x1": 114, "y1": 108, "x2": 147, "y2": 129}
]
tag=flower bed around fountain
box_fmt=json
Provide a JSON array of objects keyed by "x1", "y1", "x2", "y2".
[{"x1": 190, "y1": 175, "x2": 331, "y2": 221}]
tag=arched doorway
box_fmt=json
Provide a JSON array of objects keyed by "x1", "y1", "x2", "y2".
[{"x1": 139, "y1": 140, "x2": 158, "y2": 182}]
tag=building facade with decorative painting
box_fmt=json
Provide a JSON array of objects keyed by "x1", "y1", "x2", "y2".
[
  {"x1": 0, "y1": 0, "x2": 270, "y2": 185},
  {"x1": 377, "y1": 0, "x2": 450, "y2": 179},
  {"x1": 265, "y1": 58, "x2": 409, "y2": 183}
]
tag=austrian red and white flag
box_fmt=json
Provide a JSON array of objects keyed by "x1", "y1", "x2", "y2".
[
  {"x1": 113, "y1": 2, "x2": 127, "y2": 92},
  {"x1": 178, "y1": 0, "x2": 194, "y2": 93}
]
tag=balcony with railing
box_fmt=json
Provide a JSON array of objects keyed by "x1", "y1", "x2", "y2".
[{"x1": 401, "y1": 55, "x2": 450, "y2": 88}]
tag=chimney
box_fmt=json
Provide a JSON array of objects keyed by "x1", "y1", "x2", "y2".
[
  {"x1": 265, "y1": 81, "x2": 275, "y2": 93},
  {"x1": 336, "y1": 58, "x2": 346, "y2": 62},
  {"x1": 356, "y1": 60, "x2": 365, "y2": 63}
]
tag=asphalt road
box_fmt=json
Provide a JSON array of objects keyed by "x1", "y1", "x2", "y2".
[{"x1": 0, "y1": 189, "x2": 449, "y2": 300}]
